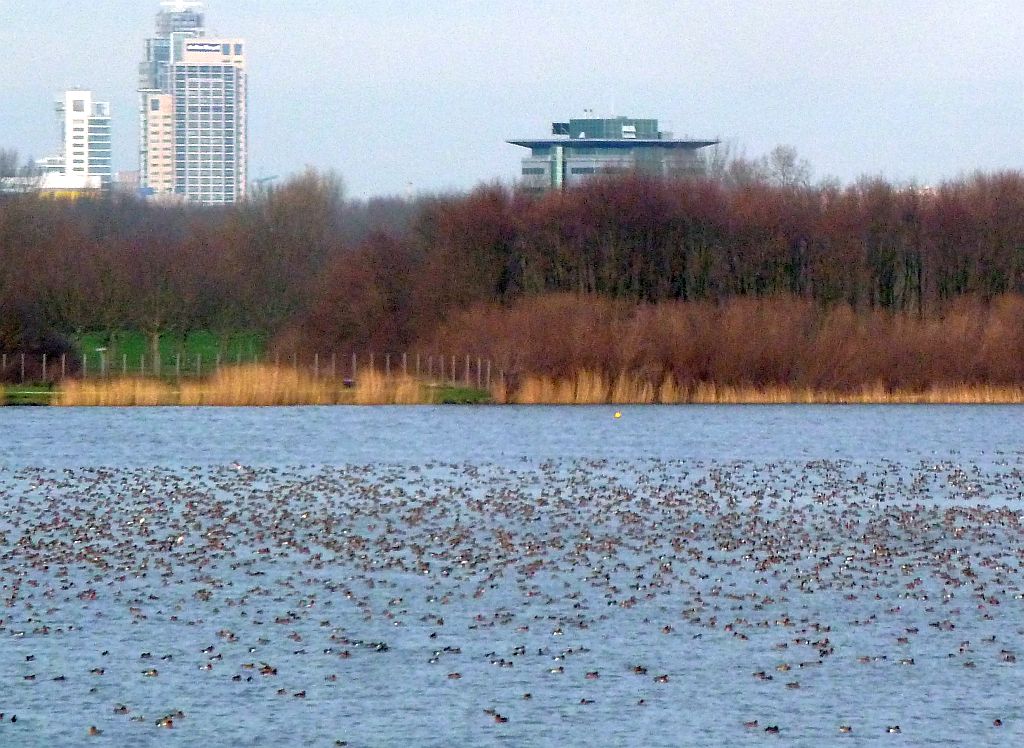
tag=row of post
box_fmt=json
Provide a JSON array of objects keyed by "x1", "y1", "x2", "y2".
[{"x1": 1, "y1": 352, "x2": 497, "y2": 390}]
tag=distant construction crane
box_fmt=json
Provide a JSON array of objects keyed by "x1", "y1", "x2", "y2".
[{"x1": 251, "y1": 175, "x2": 279, "y2": 195}]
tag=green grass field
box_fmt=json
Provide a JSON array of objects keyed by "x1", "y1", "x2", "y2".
[
  {"x1": 77, "y1": 331, "x2": 267, "y2": 374},
  {"x1": 433, "y1": 385, "x2": 493, "y2": 404}
]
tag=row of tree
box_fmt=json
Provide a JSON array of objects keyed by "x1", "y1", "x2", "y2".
[
  {"x1": 289, "y1": 170, "x2": 1024, "y2": 354},
  {"x1": 4, "y1": 159, "x2": 1024, "y2": 382}
]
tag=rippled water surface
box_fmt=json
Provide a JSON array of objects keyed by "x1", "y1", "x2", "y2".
[{"x1": 0, "y1": 406, "x2": 1022, "y2": 746}]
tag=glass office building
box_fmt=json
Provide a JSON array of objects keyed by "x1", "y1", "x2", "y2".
[{"x1": 508, "y1": 116, "x2": 717, "y2": 192}]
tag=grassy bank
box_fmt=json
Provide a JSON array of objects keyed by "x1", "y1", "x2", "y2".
[
  {"x1": 2, "y1": 384, "x2": 56, "y2": 406},
  {"x1": 76, "y1": 331, "x2": 266, "y2": 374}
]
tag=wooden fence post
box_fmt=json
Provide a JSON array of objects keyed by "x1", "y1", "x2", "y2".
[
  {"x1": 486, "y1": 360, "x2": 491, "y2": 390},
  {"x1": 314, "y1": 353, "x2": 319, "y2": 379},
  {"x1": 122, "y1": 353, "x2": 127, "y2": 376},
  {"x1": 20, "y1": 353, "x2": 25, "y2": 383},
  {"x1": 196, "y1": 354, "x2": 202, "y2": 377},
  {"x1": 61, "y1": 353, "x2": 66, "y2": 381},
  {"x1": 402, "y1": 352, "x2": 408, "y2": 377}
]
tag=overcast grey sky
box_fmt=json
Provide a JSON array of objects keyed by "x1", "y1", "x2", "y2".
[{"x1": 2, "y1": 0, "x2": 1023, "y2": 197}]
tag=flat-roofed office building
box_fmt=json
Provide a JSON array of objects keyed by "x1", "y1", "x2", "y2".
[{"x1": 509, "y1": 116, "x2": 717, "y2": 192}]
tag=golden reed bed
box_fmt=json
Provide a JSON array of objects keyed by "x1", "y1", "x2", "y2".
[
  {"x1": 57, "y1": 365, "x2": 425, "y2": 406},
  {"x1": 498, "y1": 371, "x2": 1024, "y2": 405},
  {"x1": 54, "y1": 365, "x2": 1024, "y2": 405}
]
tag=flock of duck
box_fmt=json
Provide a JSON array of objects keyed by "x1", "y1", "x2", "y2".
[{"x1": 0, "y1": 457, "x2": 1021, "y2": 745}]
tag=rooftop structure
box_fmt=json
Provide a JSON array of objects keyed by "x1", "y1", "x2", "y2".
[{"x1": 508, "y1": 115, "x2": 718, "y2": 191}]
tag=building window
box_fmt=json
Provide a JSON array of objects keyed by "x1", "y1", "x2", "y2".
[
  {"x1": 151, "y1": 99, "x2": 161, "y2": 111},
  {"x1": 234, "y1": 44, "x2": 243, "y2": 55},
  {"x1": 571, "y1": 167, "x2": 597, "y2": 175},
  {"x1": 73, "y1": 100, "x2": 85, "y2": 112},
  {"x1": 522, "y1": 168, "x2": 545, "y2": 175}
]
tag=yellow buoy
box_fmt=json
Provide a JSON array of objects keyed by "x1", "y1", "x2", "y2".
[{"x1": 614, "y1": 411, "x2": 622, "y2": 419}]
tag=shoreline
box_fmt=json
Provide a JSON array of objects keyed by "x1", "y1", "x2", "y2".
[{"x1": 6, "y1": 375, "x2": 1024, "y2": 407}]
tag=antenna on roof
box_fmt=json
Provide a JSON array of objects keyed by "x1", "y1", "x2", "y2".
[{"x1": 161, "y1": 0, "x2": 204, "y2": 11}]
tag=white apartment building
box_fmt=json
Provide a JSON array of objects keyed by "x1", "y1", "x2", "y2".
[{"x1": 38, "y1": 89, "x2": 111, "y2": 191}]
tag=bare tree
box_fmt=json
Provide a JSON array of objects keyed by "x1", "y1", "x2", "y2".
[
  {"x1": 762, "y1": 145, "x2": 812, "y2": 189},
  {"x1": 0, "y1": 149, "x2": 20, "y2": 193}
]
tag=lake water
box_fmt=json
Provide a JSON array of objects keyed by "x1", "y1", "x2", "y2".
[{"x1": 0, "y1": 406, "x2": 1022, "y2": 746}]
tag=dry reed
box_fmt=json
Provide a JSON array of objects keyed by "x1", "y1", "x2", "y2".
[
  {"x1": 505, "y1": 371, "x2": 1024, "y2": 405},
  {"x1": 52, "y1": 366, "x2": 1024, "y2": 407},
  {"x1": 429, "y1": 293, "x2": 1024, "y2": 394},
  {"x1": 57, "y1": 377, "x2": 174, "y2": 406},
  {"x1": 56, "y1": 365, "x2": 432, "y2": 406}
]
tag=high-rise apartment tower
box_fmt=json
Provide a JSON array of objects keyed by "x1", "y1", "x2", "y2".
[
  {"x1": 38, "y1": 89, "x2": 112, "y2": 191},
  {"x1": 139, "y1": 1, "x2": 247, "y2": 204}
]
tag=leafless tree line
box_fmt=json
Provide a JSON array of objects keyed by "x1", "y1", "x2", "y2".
[{"x1": 5, "y1": 152, "x2": 1024, "y2": 387}]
